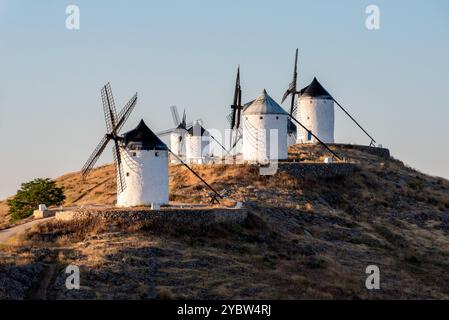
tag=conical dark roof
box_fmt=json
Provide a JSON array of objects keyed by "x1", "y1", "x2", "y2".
[
  {"x1": 176, "y1": 121, "x2": 187, "y2": 130},
  {"x1": 299, "y1": 77, "x2": 332, "y2": 99},
  {"x1": 123, "y1": 119, "x2": 168, "y2": 150}
]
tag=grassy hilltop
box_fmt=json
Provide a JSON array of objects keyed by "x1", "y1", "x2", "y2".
[{"x1": 1, "y1": 144, "x2": 449, "y2": 299}]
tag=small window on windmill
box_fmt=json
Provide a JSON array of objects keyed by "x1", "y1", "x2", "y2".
[
  {"x1": 126, "y1": 172, "x2": 130, "y2": 177},
  {"x1": 276, "y1": 116, "x2": 279, "y2": 119},
  {"x1": 260, "y1": 116, "x2": 263, "y2": 119},
  {"x1": 132, "y1": 152, "x2": 137, "y2": 157},
  {"x1": 155, "y1": 152, "x2": 159, "y2": 157}
]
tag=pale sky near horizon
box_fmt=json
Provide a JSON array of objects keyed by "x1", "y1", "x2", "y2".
[{"x1": 0, "y1": 0, "x2": 448, "y2": 199}]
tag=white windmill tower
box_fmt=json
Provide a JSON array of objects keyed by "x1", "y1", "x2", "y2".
[
  {"x1": 186, "y1": 120, "x2": 210, "y2": 164},
  {"x1": 81, "y1": 83, "x2": 168, "y2": 207},
  {"x1": 117, "y1": 120, "x2": 169, "y2": 207},
  {"x1": 296, "y1": 77, "x2": 335, "y2": 144},
  {"x1": 157, "y1": 106, "x2": 201, "y2": 164},
  {"x1": 242, "y1": 89, "x2": 288, "y2": 163}
]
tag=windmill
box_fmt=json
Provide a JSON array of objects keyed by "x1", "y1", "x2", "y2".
[
  {"x1": 81, "y1": 84, "x2": 223, "y2": 205},
  {"x1": 281, "y1": 49, "x2": 376, "y2": 146},
  {"x1": 281, "y1": 48, "x2": 299, "y2": 145},
  {"x1": 157, "y1": 106, "x2": 227, "y2": 162},
  {"x1": 298, "y1": 77, "x2": 377, "y2": 147},
  {"x1": 157, "y1": 106, "x2": 196, "y2": 161},
  {"x1": 81, "y1": 83, "x2": 137, "y2": 195},
  {"x1": 156, "y1": 105, "x2": 199, "y2": 137}
]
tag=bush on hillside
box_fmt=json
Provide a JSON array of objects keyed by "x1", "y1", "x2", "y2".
[{"x1": 7, "y1": 178, "x2": 65, "y2": 221}]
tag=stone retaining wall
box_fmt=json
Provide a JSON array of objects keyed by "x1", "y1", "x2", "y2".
[
  {"x1": 55, "y1": 208, "x2": 248, "y2": 224},
  {"x1": 332, "y1": 144, "x2": 391, "y2": 159},
  {"x1": 278, "y1": 163, "x2": 356, "y2": 179}
]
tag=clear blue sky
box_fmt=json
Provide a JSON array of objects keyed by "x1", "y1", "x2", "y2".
[{"x1": 0, "y1": 0, "x2": 448, "y2": 198}]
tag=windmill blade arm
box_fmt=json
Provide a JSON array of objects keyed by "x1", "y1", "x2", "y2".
[
  {"x1": 181, "y1": 110, "x2": 187, "y2": 127},
  {"x1": 281, "y1": 90, "x2": 289, "y2": 104},
  {"x1": 113, "y1": 141, "x2": 126, "y2": 193},
  {"x1": 114, "y1": 93, "x2": 138, "y2": 133},
  {"x1": 282, "y1": 49, "x2": 299, "y2": 104},
  {"x1": 157, "y1": 128, "x2": 176, "y2": 136},
  {"x1": 101, "y1": 83, "x2": 118, "y2": 132},
  {"x1": 105, "y1": 83, "x2": 117, "y2": 126},
  {"x1": 225, "y1": 134, "x2": 242, "y2": 156},
  {"x1": 332, "y1": 97, "x2": 376, "y2": 144},
  {"x1": 170, "y1": 105, "x2": 180, "y2": 127},
  {"x1": 168, "y1": 147, "x2": 223, "y2": 203},
  {"x1": 230, "y1": 109, "x2": 236, "y2": 129},
  {"x1": 101, "y1": 87, "x2": 113, "y2": 133},
  {"x1": 287, "y1": 111, "x2": 342, "y2": 160},
  {"x1": 235, "y1": 88, "x2": 243, "y2": 129},
  {"x1": 82, "y1": 135, "x2": 110, "y2": 176},
  {"x1": 210, "y1": 135, "x2": 228, "y2": 153}
]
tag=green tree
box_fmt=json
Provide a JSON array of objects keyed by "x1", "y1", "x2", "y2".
[{"x1": 7, "y1": 178, "x2": 65, "y2": 221}]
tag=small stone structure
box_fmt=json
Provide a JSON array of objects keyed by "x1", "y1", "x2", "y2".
[{"x1": 33, "y1": 204, "x2": 56, "y2": 219}]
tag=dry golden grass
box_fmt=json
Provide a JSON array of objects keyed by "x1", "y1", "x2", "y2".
[
  {"x1": 55, "y1": 164, "x2": 116, "y2": 206},
  {"x1": 2, "y1": 144, "x2": 448, "y2": 229},
  {"x1": 3, "y1": 144, "x2": 449, "y2": 300}
]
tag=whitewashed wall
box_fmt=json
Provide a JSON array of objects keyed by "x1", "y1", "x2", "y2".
[
  {"x1": 170, "y1": 129, "x2": 186, "y2": 163},
  {"x1": 117, "y1": 149, "x2": 169, "y2": 207},
  {"x1": 242, "y1": 114, "x2": 288, "y2": 162},
  {"x1": 186, "y1": 135, "x2": 209, "y2": 164},
  {"x1": 296, "y1": 97, "x2": 334, "y2": 144}
]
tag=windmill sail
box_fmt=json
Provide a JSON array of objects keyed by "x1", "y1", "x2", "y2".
[
  {"x1": 281, "y1": 49, "x2": 299, "y2": 134},
  {"x1": 101, "y1": 83, "x2": 117, "y2": 132},
  {"x1": 229, "y1": 66, "x2": 243, "y2": 148},
  {"x1": 170, "y1": 105, "x2": 180, "y2": 127},
  {"x1": 113, "y1": 141, "x2": 126, "y2": 193},
  {"x1": 81, "y1": 135, "x2": 110, "y2": 177},
  {"x1": 81, "y1": 83, "x2": 138, "y2": 195}
]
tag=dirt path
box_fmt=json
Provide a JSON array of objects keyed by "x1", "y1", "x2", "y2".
[{"x1": 0, "y1": 217, "x2": 54, "y2": 244}]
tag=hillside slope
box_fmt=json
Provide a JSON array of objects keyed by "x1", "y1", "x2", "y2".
[{"x1": 1, "y1": 144, "x2": 449, "y2": 299}]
